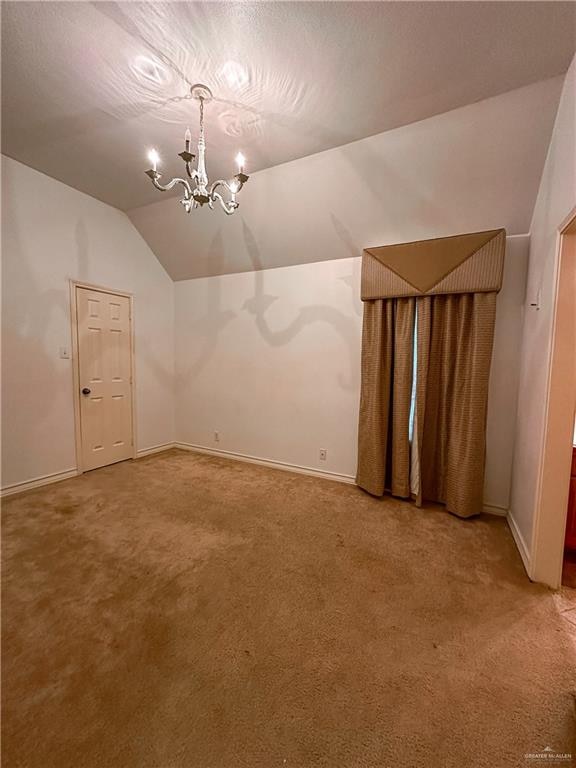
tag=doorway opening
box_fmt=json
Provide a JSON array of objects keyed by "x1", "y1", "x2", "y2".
[
  {"x1": 531, "y1": 210, "x2": 576, "y2": 588},
  {"x1": 562, "y1": 417, "x2": 576, "y2": 587}
]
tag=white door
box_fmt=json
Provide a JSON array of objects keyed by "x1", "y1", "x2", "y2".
[{"x1": 76, "y1": 287, "x2": 134, "y2": 471}]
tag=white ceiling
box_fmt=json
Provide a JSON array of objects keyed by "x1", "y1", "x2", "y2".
[{"x1": 2, "y1": 2, "x2": 575, "y2": 212}]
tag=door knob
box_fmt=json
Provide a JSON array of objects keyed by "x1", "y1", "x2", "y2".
[{"x1": 82, "y1": 387, "x2": 91, "y2": 395}]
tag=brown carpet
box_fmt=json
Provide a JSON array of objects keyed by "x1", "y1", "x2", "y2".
[{"x1": 3, "y1": 449, "x2": 576, "y2": 767}]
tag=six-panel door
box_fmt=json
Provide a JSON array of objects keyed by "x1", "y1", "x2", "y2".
[{"x1": 76, "y1": 287, "x2": 133, "y2": 471}]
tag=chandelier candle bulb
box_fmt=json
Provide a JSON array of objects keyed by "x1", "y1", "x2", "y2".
[
  {"x1": 185, "y1": 128, "x2": 191, "y2": 151},
  {"x1": 147, "y1": 149, "x2": 159, "y2": 172},
  {"x1": 236, "y1": 152, "x2": 245, "y2": 174}
]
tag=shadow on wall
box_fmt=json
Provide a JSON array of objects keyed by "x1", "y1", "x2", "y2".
[
  {"x1": 1, "y1": 176, "x2": 72, "y2": 468},
  {"x1": 75, "y1": 219, "x2": 92, "y2": 281},
  {"x1": 344, "y1": 139, "x2": 448, "y2": 223},
  {"x1": 76, "y1": 218, "x2": 174, "y2": 399},
  {"x1": 174, "y1": 221, "x2": 362, "y2": 392},
  {"x1": 241, "y1": 220, "x2": 361, "y2": 391},
  {"x1": 176, "y1": 231, "x2": 237, "y2": 387},
  {"x1": 330, "y1": 213, "x2": 364, "y2": 320},
  {"x1": 1, "y1": 165, "x2": 177, "y2": 479}
]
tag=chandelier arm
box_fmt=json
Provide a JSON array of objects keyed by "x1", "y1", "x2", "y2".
[
  {"x1": 209, "y1": 179, "x2": 242, "y2": 206},
  {"x1": 209, "y1": 190, "x2": 238, "y2": 215},
  {"x1": 209, "y1": 179, "x2": 232, "y2": 194},
  {"x1": 210, "y1": 177, "x2": 247, "y2": 194},
  {"x1": 209, "y1": 180, "x2": 239, "y2": 214},
  {"x1": 146, "y1": 172, "x2": 193, "y2": 198},
  {"x1": 181, "y1": 157, "x2": 199, "y2": 182}
]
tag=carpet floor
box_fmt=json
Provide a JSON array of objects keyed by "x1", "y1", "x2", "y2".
[{"x1": 3, "y1": 449, "x2": 576, "y2": 767}]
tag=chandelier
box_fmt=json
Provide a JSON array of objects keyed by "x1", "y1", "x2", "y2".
[{"x1": 145, "y1": 84, "x2": 249, "y2": 215}]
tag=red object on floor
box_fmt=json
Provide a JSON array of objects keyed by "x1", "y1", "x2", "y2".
[{"x1": 564, "y1": 447, "x2": 576, "y2": 551}]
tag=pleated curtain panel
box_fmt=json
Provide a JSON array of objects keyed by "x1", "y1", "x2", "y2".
[{"x1": 356, "y1": 228, "x2": 506, "y2": 518}]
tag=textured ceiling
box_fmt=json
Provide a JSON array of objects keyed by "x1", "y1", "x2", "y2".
[{"x1": 2, "y1": 1, "x2": 575, "y2": 211}]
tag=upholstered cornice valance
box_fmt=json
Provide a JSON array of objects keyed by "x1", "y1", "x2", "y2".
[{"x1": 361, "y1": 228, "x2": 506, "y2": 300}]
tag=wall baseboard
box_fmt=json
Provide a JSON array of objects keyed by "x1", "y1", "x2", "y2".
[
  {"x1": 0, "y1": 446, "x2": 517, "y2": 528},
  {"x1": 483, "y1": 503, "x2": 508, "y2": 517},
  {"x1": 174, "y1": 442, "x2": 357, "y2": 485},
  {"x1": 1, "y1": 442, "x2": 176, "y2": 497},
  {"x1": 136, "y1": 443, "x2": 176, "y2": 458},
  {"x1": 1, "y1": 468, "x2": 79, "y2": 498},
  {"x1": 507, "y1": 511, "x2": 532, "y2": 578}
]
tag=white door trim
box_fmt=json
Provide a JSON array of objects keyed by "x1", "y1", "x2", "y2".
[
  {"x1": 529, "y1": 207, "x2": 576, "y2": 587},
  {"x1": 69, "y1": 280, "x2": 137, "y2": 475}
]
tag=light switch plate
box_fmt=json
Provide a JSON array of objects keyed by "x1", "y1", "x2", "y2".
[{"x1": 59, "y1": 346, "x2": 70, "y2": 359}]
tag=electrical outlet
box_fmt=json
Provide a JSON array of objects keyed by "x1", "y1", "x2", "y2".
[
  {"x1": 214, "y1": 430, "x2": 220, "y2": 443},
  {"x1": 319, "y1": 449, "x2": 327, "y2": 461}
]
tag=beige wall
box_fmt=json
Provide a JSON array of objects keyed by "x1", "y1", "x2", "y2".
[
  {"x1": 1, "y1": 150, "x2": 530, "y2": 509},
  {"x1": 1, "y1": 156, "x2": 175, "y2": 490},
  {"x1": 509, "y1": 54, "x2": 576, "y2": 579},
  {"x1": 175, "y1": 236, "x2": 528, "y2": 510}
]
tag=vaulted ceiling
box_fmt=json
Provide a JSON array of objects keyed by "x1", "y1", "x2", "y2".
[
  {"x1": 127, "y1": 76, "x2": 567, "y2": 280},
  {"x1": 2, "y1": 1, "x2": 576, "y2": 212}
]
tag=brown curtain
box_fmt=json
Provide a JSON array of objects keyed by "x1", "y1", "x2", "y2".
[
  {"x1": 356, "y1": 298, "x2": 415, "y2": 497},
  {"x1": 414, "y1": 292, "x2": 497, "y2": 518}
]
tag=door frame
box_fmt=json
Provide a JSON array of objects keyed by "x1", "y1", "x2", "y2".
[
  {"x1": 530, "y1": 207, "x2": 576, "y2": 587},
  {"x1": 69, "y1": 280, "x2": 137, "y2": 474}
]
